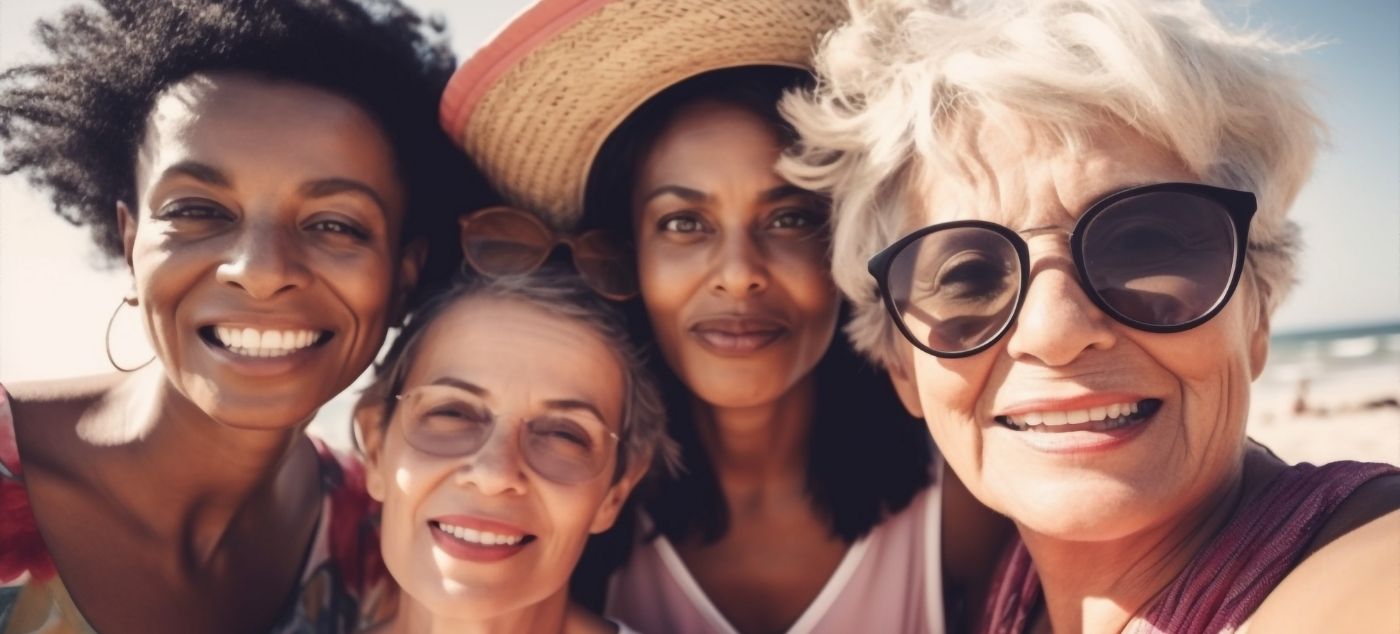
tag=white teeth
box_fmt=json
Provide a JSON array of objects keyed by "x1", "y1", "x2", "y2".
[
  {"x1": 211, "y1": 326, "x2": 322, "y2": 358},
  {"x1": 1006, "y1": 400, "x2": 1144, "y2": 429},
  {"x1": 436, "y1": 522, "x2": 524, "y2": 546}
]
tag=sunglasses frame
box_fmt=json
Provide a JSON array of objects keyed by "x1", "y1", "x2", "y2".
[
  {"x1": 393, "y1": 388, "x2": 621, "y2": 485},
  {"x1": 458, "y1": 206, "x2": 637, "y2": 301},
  {"x1": 867, "y1": 182, "x2": 1257, "y2": 358}
]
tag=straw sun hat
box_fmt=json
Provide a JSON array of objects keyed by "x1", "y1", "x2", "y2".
[{"x1": 440, "y1": 0, "x2": 847, "y2": 230}]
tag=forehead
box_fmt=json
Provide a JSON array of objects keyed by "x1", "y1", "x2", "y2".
[
  {"x1": 136, "y1": 72, "x2": 403, "y2": 203},
  {"x1": 909, "y1": 119, "x2": 1196, "y2": 230},
  {"x1": 404, "y1": 296, "x2": 626, "y2": 427},
  {"x1": 637, "y1": 101, "x2": 784, "y2": 185}
]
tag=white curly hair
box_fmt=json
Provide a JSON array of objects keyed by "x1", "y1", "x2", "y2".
[{"x1": 779, "y1": 0, "x2": 1323, "y2": 370}]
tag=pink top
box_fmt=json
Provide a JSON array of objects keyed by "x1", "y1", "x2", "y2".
[
  {"x1": 980, "y1": 460, "x2": 1399, "y2": 634},
  {"x1": 606, "y1": 471, "x2": 946, "y2": 634}
]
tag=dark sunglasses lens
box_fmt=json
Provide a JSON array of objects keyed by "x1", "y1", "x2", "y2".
[
  {"x1": 463, "y1": 211, "x2": 552, "y2": 275},
  {"x1": 1081, "y1": 192, "x2": 1238, "y2": 328},
  {"x1": 573, "y1": 232, "x2": 638, "y2": 300},
  {"x1": 888, "y1": 227, "x2": 1022, "y2": 355}
]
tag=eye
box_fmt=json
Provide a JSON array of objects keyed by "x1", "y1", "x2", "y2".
[
  {"x1": 767, "y1": 207, "x2": 826, "y2": 234},
  {"x1": 155, "y1": 200, "x2": 232, "y2": 222},
  {"x1": 529, "y1": 417, "x2": 596, "y2": 449},
  {"x1": 931, "y1": 253, "x2": 1011, "y2": 301},
  {"x1": 305, "y1": 218, "x2": 370, "y2": 241},
  {"x1": 657, "y1": 213, "x2": 707, "y2": 234}
]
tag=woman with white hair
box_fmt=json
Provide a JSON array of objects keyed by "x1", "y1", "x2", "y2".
[{"x1": 781, "y1": 0, "x2": 1399, "y2": 631}]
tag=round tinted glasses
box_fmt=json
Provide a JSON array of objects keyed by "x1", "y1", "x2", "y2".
[
  {"x1": 458, "y1": 206, "x2": 637, "y2": 300},
  {"x1": 867, "y1": 182, "x2": 1256, "y2": 358},
  {"x1": 394, "y1": 384, "x2": 619, "y2": 485}
]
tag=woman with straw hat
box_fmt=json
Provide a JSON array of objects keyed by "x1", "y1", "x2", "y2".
[{"x1": 441, "y1": 1, "x2": 1011, "y2": 632}]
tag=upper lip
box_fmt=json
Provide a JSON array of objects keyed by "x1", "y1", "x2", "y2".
[
  {"x1": 689, "y1": 314, "x2": 789, "y2": 335},
  {"x1": 996, "y1": 392, "x2": 1153, "y2": 417}
]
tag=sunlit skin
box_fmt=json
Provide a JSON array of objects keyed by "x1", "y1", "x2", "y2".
[
  {"x1": 634, "y1": 101, "x2": 839, "y2": 410},
  {"x1": 125, "y1": 72, "x2": 414, "y2": 430},
  {"x1": 627, "y1": 100, "x2": 858, "y2": 631},
  {"x1": 887, "y1": 121, "x2": 1276, "y2": 630},
  {"x1": 359, "y1": 296, "x2": 643, "y2": 634},
  {"x1": 9, "y1": 72, "x2": 420, "y2": 634}
]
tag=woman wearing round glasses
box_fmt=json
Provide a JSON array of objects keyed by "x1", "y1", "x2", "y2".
[
  {"x1": 352, "y1": 264, "x2": 672, "y2": 634},
  {"x1": 782, "y1": 0, "x2": 1399, "y2": 631}
]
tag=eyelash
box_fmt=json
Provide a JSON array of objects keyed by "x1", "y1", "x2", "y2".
[
  {"x1": 305, "y1": 219, "x2": 370, "y2": 240},
  {"x1": 155, "y1": 202, "x2": 231, "y2": 221},
  {"x1": 657, "y1": 213, "x2": 707, "y2": 234},
  {"x1": 768, "y1": 208, "x2": 824, "y2": 230}
]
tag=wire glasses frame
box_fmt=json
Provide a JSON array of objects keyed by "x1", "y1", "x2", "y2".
[{"x1": 458, "y1": 206, "x2": 638, "y2": 300}]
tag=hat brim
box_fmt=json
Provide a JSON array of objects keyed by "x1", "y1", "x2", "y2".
[{"x1": 442, "y1": 0, "x2": 846, "y2": 229}]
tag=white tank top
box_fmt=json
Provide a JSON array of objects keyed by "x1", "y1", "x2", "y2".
[{"x1": 604, "y1": 463, "x2": 945, "y2": 634}]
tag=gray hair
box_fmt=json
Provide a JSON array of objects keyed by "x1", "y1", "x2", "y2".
[
  {"x1": 779, "y1": 0, "x2": 1323, "y2": 369},
  {"x1": 356, "y1": 266, "x2": 678, "y2": 480}
]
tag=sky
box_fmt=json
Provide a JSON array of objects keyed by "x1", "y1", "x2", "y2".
[{"x1": 1, "y1": 0, "x2": 1397, "y2": 385}]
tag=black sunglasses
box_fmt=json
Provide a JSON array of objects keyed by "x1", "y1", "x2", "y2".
[{"x1": 867, "y1": 182, "x2": 1256, "y2": 358}]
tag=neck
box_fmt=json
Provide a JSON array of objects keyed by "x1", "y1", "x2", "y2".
[
  {"x1": 1023, "y1": 453, "x2": 1279, "y2": 633},
  {"x1": 692, "y1": 373, "x2": 817, "y2": 500},
  {"x1": 389, "y1": 585, "x2": 575, "y2": 634},
  {"x1": 85, "y1": 366, "x2": 314, "y2": 567}
]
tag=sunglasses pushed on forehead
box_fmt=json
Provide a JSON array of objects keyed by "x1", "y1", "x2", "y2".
[
  {"x1": 458, "y1": 206, "x2": 638, "y2": 300},
  {"x1": 868, "y1": 182, "x2": 1257, "y2": 358}
]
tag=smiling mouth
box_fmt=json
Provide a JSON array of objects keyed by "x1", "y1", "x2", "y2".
[
  {"x1": 199, "y1": 325, "x2": 332, "y2": 358},
  {"x1": 428, "y1": 519, "x2": 536, "y2": 547},
  {"x1": 995, "y1": 398, "x2": 1163, "y2": 432},
  {"x1": 690, "y1": 318, "x2": 788, "y2": 354}
]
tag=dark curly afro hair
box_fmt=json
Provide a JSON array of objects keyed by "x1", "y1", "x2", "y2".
[{"x1": 0, "y1": 0, "x2": 493, "y2": 302}]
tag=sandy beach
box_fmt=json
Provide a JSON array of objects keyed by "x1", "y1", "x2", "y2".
[{"x1": 1247, "y1": 365, "x2": 1400, "y2": 466}]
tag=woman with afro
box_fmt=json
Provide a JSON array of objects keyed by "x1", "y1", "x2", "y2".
[{"x1": 0, "y1": 1, "x2": 486, "y2": 632}]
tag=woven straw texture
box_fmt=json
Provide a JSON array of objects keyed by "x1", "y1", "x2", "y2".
[{"x1": 454, "y1": 0, "x2": 846, "y2": 229}]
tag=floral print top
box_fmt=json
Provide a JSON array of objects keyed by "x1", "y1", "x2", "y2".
[{"x1": 0, "y1": 386, "x2": 394, "y2": 633}]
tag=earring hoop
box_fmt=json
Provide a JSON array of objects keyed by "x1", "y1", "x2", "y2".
[{"x1": 105, "y1": 297, "x2": 154, "y2": 372}]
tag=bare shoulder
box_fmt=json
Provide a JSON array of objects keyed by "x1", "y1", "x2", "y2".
[
  {"x1": 6, "y1": 374, "x2": 122, "y2": 465},
  {"x1": 7, "y1": 374, "x2": 121, "y2": 419},
  {"x1": 1244, "y1": 474, "x2": 1400, "y2": 632}
]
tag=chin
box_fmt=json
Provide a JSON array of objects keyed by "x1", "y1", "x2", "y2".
[{"x1": 996, "y1": 476, "x2": 1177, "y2": 542}]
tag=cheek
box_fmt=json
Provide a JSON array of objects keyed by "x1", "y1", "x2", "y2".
[
  {"x1": 913, "y1": 353, "x2": 1000, "y2": 469},
  {"x1": 535, "y1": 484, "x2": 609, "y2": 557},
  {"x1": 323, "y1": 250, "x2": 398, "y2": 320}
]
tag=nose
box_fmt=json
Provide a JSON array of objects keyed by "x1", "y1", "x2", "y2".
[
  {"x1": 452, "y1": 423, "x2": 529, "y2": 496},
  {"x1": 215, "y1": 217, "x2": 312, "y2": 299},
  {"x1": 710, "y1": 230, "x2": 769, "y2": 298},
  {"x1": 1004, "y1": 247, "x2": 1116, "y2": 366}
]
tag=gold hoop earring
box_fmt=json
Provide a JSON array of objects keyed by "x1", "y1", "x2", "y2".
[{"x1": 105, "y1": 296, "x2": 154, "y2": 372}]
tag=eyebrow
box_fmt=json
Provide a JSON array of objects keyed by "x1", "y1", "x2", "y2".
[
  {"x1": 638, "y1": 184, "x2": 707, "y2": 207},
  {"x1": 152, "y1": 163, "x2": 389, "y2": 213},
  {"x1": 300, "y1": 178, "x2": 390, "y2": 213},
  {"x1": 428, "y1": 377, "x2": 489, "y2": 396},
  {"x1": 157, "y1": 161, "x2": 232, "y2": 188},
  {"x1": 761, "y1": 184, "x2": 816, "y2": 204},
  {"x1": 541, "y1": 399, "x2": 609, "y2": 424},
  {"x1": 427, "y1": 377, "x2": 609, "y2": 423}
]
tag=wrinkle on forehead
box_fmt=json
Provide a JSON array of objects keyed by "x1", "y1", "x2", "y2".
[{"x1": 909, "y1": 117, "x2": 1197, "y2": 231}]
